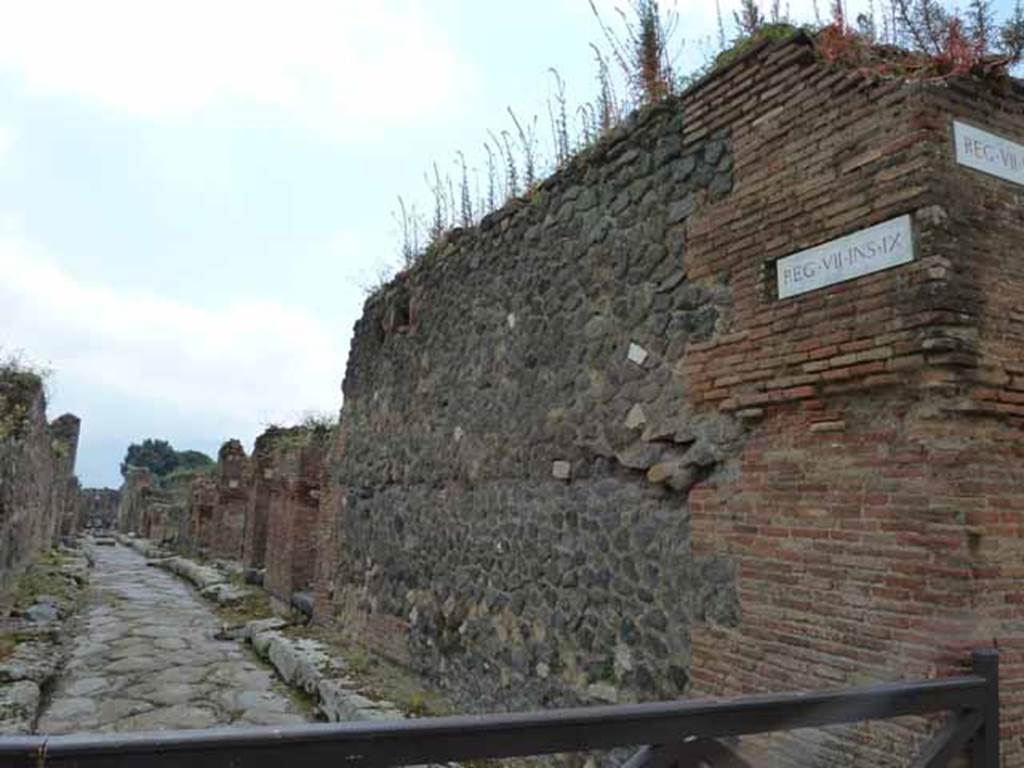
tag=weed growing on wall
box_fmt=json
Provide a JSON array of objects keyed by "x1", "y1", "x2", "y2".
[
  {"x1": 386, "y1": 0, "x2": 1024, "y2": 283},
  {"x1": 0, "y1": 350, "x2": 51, "y2": 441}
]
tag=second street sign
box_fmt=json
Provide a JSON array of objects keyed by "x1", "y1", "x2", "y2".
[{"x1": 954, "y1": 120, "x2": 1024, "y2": 187}]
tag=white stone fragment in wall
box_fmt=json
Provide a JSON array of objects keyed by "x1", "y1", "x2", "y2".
[
  {"x1": 627, "y1": 342, "x2": 648, "y2": 366},
  {"x1": 507, "y1": 313, "x2": 516, "y2": 329},
  {"x1": 552, "y1": 460, "x2": 571, "y2": 480}
]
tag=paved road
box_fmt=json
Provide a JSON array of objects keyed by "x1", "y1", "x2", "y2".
[{"x1": 37, "y1": 544, "x2": 310, "y2": 734}]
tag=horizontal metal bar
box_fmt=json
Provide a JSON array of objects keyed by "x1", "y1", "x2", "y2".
[{"x1": 0, "y1": 674, "x2": 987, "y2": 768}]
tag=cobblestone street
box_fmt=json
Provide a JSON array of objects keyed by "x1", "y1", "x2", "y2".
[{"x1": 37, "y1": 544, "x2": 311, "y2": 734}]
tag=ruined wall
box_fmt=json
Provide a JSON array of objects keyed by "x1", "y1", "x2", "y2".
[
  {"x1": 117, "y1": 467, "x2": 154, "y2": 535},
  {"x1": 261, "y1": 428, "x2": 329, "y2": 606},
  {"x1": 322, "y1": 31, "x2": 1024, "y2": 762},
  {"x1": 242, "y1": 437, "x2": 271, "y2": 571},
  {"x1": 181, "y1": 442, "x2": 249, "y2": 560},
  {"x1": 59, "y1": 476, "x2": 82, "y2": 538},
  {"x1": 115, "y1": 439, "x2": 277, "y2": 564},
  {"x1": 78, "y1": 488, "x2": 120, "y2": 530},
  {"x1": 50, "y1": 414, "x2": 81, "y2": 541},
  {"x1": 118, "y1": 468, "x2": 200, "y2": 549},
  {"x1": 210, "y1": 440, "x2": 248, "y2": 559},
  {"x1": 0, "y1": 371, "x2": 80, "y2": 598},
  {"x1": 185, "y1": 475, "x2": 218, "y2": 558}
]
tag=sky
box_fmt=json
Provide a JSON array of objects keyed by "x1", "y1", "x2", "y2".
[{"x1": 0, "y1": 0, "x2": 1018, "y2": 488}]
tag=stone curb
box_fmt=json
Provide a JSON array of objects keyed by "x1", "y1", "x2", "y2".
[
  {"x1": 116, "y1": 536, "x2": 252, "y2": 607},
  {"x1": 118, "y1": 540, "x2": 407, "y2": 724},
  {"x1": 240, "y1": 619, "x2": 404, "y2": 722}
]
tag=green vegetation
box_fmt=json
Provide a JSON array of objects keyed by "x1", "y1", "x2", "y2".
[
  {"x1": 213, "y1": 587, "x2": 275, "y2": 627},
  {"x1": 13, "y1": 549, "x2": 79, "y2": 615},
  {"x1": 0, "y1": 351, "x2": 49, "y2": 441},
  {"x1": 297, "y1": 625, "x2": 455, "y2": 718},
  {"x1": 711, "y1": 21, "x2": 803, "y2": 70},
  {"x1": 300, "y1": 412, "x2": 337, "y2": 435},
  {"x1": 257, "y1": 412, "x2": 337, "y2": 454},
  {"x1": 160, "y1": 462, "x2": 218, "y2": 486},
  {"x1": 120, "y1": 438, "x2": 214, "y2": 479}
]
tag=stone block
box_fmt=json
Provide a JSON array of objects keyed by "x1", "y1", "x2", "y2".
[{"x1": 625, "y1": 404, "x2": 647, "y2": 430}]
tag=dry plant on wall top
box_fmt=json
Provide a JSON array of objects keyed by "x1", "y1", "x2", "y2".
[
  {"x1": 382, "y1": 0, "x2": 1024, "y2": 286},
  {"x1": 816, "y1": 0, "x2": 1024, "y2": 76},
  {"x1": 589, "y1": 0, "x2": 682, "y2": 105}
]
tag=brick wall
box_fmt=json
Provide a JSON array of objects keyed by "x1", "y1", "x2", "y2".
[
  {"x1": 669, "y1": 35, "x2": 1024, "y2": 766},
  {"x1": 261, "y1": 428, "x2": 329, "y2": 605},
  {"x1": 186, "y1": 476, "x2": 218, "y2": 558},
  {"x1": 208, "y1": 440, "x2": 248, "y2": 559},
  {"x1": 242, "y1": 431, "x2": 276, "y2": 571}
]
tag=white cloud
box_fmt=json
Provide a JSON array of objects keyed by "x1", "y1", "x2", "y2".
[
  {"x1": 0, "y1": 0, "x2": 464, "y2": 126},
  {"x1": 0, "y1": 220, "x2": 344, "y2": 449}
]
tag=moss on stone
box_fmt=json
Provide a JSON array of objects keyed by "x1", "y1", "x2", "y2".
[
  {"x1": 12, "y1": 550, "x2": 78, "y2": 614},
  {"x1": 711, "y1": 24, "x2": 806, "y2": 72}
]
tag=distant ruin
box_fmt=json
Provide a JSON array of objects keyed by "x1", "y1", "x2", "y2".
[
  {"x1": 115, "y1": 32, "x2": 1024, "y2": 765},
  {"x1": 77, "y1": 488, "x2": 120, "y2": 530}
]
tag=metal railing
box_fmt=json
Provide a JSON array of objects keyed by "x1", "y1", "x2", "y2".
[{"x1": 0, "y1": 650, "x2": 998, "y2": 768}]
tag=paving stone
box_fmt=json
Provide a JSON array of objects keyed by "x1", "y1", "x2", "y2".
[
  {"x1": 65, "y1": 677, "x2": 110, "y2": 697},
  {"x1": 114, "y1": 704, "x2": 221, "y2": 732}
]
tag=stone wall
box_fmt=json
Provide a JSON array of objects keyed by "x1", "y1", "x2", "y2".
[
  {"x1": 317, "y1": 31, "x2": 1024, "y2": 762},
  {"x1": 0, "y1": 370, "x2": 80, "y2": 600},
  {"x1": 322, "y1": 44, "x2": 751, "y2": 711}
]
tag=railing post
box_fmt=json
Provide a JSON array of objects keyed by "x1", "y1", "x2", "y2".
[{"x1": 970, "y1": 649, "x2": 999, "y2": 768}]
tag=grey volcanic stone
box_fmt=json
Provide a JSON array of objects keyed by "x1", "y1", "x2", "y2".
[{"x1": 333, "y1": 108, "x2": 744, "y2": 714}]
